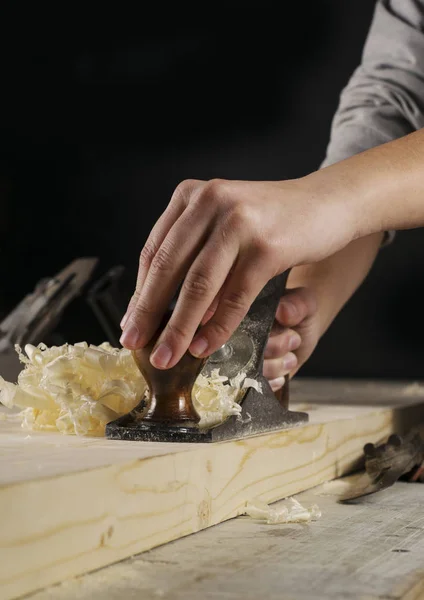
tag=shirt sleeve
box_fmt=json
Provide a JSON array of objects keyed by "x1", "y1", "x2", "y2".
[{"x1": 322, "y1": 0, "x2": 424, "y2": 169}]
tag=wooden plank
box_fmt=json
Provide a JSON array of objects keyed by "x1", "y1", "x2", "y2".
[
  {"x1": 31, "y1": 479, "x2": 424, "y2": 600},
  {"x1": 1, "y1": 378, "x2": 424, "y2": 600}
]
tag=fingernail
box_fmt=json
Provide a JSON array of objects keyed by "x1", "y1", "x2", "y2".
[
  {"x1": 288, "y1": 333, "x2": 301, "y2": 351},
  {"x1": 150, "y1": 343, "x2": 173, "y2": 369},
  {"x1": 190, "y1": 336, "x2": 208, "y2": 357},
  {"x1": 120, "y1": 311, "x2": 130, "y2": 330},
  {"x1": 119, "y1": 324, "x2": 140, "y2": 349},
  {"x1": 282, "y1": 352, "x2": 297, "y2": 372},
  {"x1": 269, "y1": 376, "x2": 285, "y2": 391}
]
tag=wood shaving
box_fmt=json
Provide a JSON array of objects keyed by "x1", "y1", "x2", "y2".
[
  {"x1": 245, "y1": 497, "x2": 321, "y2": 524},
  {"x1": 0, "y1": 342, "x2": 261, "y2": 436}
]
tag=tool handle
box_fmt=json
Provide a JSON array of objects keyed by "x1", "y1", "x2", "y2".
[
  {"x1": 132, "y1": 310, "x2": 205, "y2": 427},
  {"x1": 133, "y1": 269, "x2": 292, "y2": 427}
]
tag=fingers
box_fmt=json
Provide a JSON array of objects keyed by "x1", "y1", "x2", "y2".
[
  {"x1": 264, "y1": 326, "x2": 301, "y2": 359},
  {"x1": 269, "y1": 377, "x2": 286, "y2": 392},
  {"x1": 120, "y1": 186, "x2": 214, "y2": 351},
  {"x1": 275, "y1": 287, "x2": 318, "y2": 328},
  {"x1": 188, "y1": 256, "x2": 272, "y2": 360},
  {"x1": 149, "y1": 235, "x2": 239, "y2": 368},
  {"x1": 201, "y1": 290, "x2": 222, "y2": 326},
  {"x1": 120, "y1": 179, "x2": 203, "y2": 330},
  {"x1": 200, "y1": 269, "x2": 237, "y2": 325},
  {"x1": 263, "y1": 286, "x2": 319, "y2": 390},
  {"x1": 289, "y1": 315, "x2": 319, "y2": 378},
  {"x1": 120, "y1": 203, "x2": 184, "y2": 329},
  {"x1": 263, "y1": 353, "x2": 298, "y2": 381}
]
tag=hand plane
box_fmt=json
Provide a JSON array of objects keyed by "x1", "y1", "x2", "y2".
[
  {"x1": 340, "y1": 431, "x2": 424, "y2": 502},
  {"x1": 106, "y1": 272, "x2": 308, "y2": 443}
]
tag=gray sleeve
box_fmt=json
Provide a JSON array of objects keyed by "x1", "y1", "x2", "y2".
[{"x1": 322, "y1": 0, "x2": 424, "y2": 169}]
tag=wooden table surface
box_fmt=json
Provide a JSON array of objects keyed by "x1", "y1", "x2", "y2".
[
  {"x1": 32, "y1": 477, "x2": 424, "y2": 600},
  {"x1": 3, "y1": 377, "x2": 424, "y2": 599}
]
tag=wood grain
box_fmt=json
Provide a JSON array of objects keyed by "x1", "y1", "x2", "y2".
[
  {"x1": 1, "y1": 378, "x2": 424, "y2": 600},
  {"x1": 30, "y1": 479, "x2": 424, "y2": 600}
]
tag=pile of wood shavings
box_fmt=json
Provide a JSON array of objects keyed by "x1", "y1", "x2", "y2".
[{"x1": 0, "y1": 342, "x2": 262, "y2": 436}]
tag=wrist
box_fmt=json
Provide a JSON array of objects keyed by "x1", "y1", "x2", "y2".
[
  {"x1": 297, "y1": 166, "x2": 367, "y2": 244},
  {"x1": 303, "y1": 130, "x2": 424, "y2": 237},
  {"x1": 300, "y1": 142, "x2": 403, "y2": 240}
]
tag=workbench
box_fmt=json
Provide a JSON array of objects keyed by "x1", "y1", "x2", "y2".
[
  {"x1": 32, "y1": 479, "x2": 424, "y2": 600},
  {"x1": 2, "y1": 378, "x2": 424, "y2": 599}
]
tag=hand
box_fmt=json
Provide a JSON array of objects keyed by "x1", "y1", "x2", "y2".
[
  {"x1": 263, "y1": 229, "x2": 384, "y2": 390},
  {"x1": 120, "y1": 177, "x2": 356, "y2": 369},
  {"x1": 264, "y1": 288, "x2": 319, "y2": 391}
]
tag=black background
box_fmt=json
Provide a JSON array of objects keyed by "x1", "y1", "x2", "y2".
[{"x1": 1, "y1": 1, "x2": 423, "y2": 379}]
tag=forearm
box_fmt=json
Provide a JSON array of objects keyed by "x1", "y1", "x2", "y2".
[
  {"x1": 288, "y1": 233, "x2": 383, "y2": 337},
  {"x1": 312, "y1": 1, "x2": 424, "y2": 240},
  {"x1": 307, "y1": 128, "x2": 424, "y2": 237}
]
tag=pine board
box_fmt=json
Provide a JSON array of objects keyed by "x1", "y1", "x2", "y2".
[{"x1": 1, "y1": 378, "x2": 424, "y2": 599}]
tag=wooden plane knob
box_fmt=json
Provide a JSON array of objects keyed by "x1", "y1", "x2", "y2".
[{"x1": 132, "y1": 320, "x2": 205, "y2": 427}]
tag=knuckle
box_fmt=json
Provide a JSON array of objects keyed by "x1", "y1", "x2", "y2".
[
  {"x1": 166, "y1": 320, "x2": 191, "y2": 342},
  {"x1": 139, "y1": 240, "x2": 158, "y2": 270},
  {"x1": 220, "y1": 289, "x2": 249, "y2": 317},
  {"x1": 129, "y1": 291, "x2": 140, "y2": 305},
  {"x1": 132, "y1": 299, "x2": 156, "y2": 319},
  {"x1": 173, "y1": 179, "x2": 196, "y2": 201},
  {"x1": 249, "y1": 234, "x2": 272, "y2": 257},
  {"x1": 224, "y1": 203, "x2": 248, "y2": 228},
  {"x1": 224, "y1": 207, "x2": 270, "y2": 250},
  {"x1": 222, "y1": 212, "x2": 241, "y2": 233},
  {"x1": 149, "y1": 243, "x2": 174, "y2": 276},
  {"x1": 172, "y1": 178, "x2": 206, "y2": 207},
  {"x1": 207, "y1": 318, "x2": 233, "y2": 340},
  {"x1": 127, "y1": 292, "x2": 140, "y2": 311},
  {"x1": 198, "y1": 179, "x2": 229, "y2": 208},
  {"x1": 183, "y1": 271, "x2": 212, "y2": 301},
  {"x1": 204, "y1": 178, "x2": 225, "y2": 197}
]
